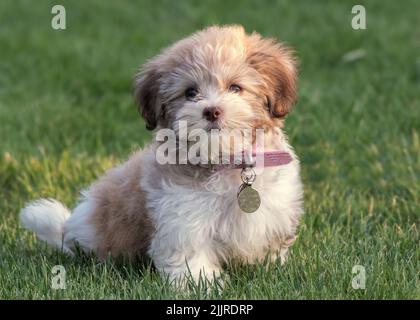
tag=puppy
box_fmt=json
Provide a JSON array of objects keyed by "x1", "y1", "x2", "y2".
[{"x1": 20, "y1": 25, "x2": 303, "y2": 283}]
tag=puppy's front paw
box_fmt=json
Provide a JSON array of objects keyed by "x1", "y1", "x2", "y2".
[{"x1": 160, "y1": 261, "x2": 224, "y2": 291}]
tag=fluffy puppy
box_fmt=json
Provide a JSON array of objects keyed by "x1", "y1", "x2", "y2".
[{"x1": 20, "y1": 25, "x2": 303, "y2": 282}]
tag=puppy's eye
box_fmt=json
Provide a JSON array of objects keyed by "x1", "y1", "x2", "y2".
[
  {"x1": 185, "y1": 87, "x2": 199, "y2": 100},
  {"x1": 229, "y1": 84, "x2": 242, "y2": 93}
]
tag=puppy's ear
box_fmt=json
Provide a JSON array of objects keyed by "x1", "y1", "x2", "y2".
[
  {"x1": 134, "y1": 60, "x2": 163, "y2": 130},
  {"x1": 247, "y1": 34, "x2": 297, "y2": 118}
]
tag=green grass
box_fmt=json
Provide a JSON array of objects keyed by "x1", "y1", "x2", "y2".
[{"x1": 0, "y1": 0, "x2": 419, "y2": 299}]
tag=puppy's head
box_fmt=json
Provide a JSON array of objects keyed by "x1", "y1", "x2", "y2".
[{"x1": 134, "y1": 25, "x2": 297, "y2": 143}]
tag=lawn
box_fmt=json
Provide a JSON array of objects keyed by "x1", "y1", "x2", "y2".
[{"x1": 0, "y1": 0, "x2": 419, "y2": 299}]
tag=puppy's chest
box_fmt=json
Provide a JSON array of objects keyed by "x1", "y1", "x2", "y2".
[{"x1": 152, "y1": 169, "x2": 285, "y2": 227}]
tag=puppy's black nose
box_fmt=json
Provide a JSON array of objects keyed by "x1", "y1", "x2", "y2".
[{"x1": 203, "y1": 107, "x2": 223, "y2": 122}]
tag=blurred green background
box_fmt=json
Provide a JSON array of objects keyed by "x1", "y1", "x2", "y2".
[{"x1": 0, "y1": 0, "x2": 418, "y2": 299}]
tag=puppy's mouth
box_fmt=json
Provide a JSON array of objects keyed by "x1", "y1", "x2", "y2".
[{"x1": 205, "y1": 121, "x2": 223, "y2": 131}]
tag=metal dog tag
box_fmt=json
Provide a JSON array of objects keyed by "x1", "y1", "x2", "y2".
[
  {"x1": 237, "y1": 184, "x2": 261, "y2": 213},
  {"x1": 237, "y1": 168, "x2": 261, "y2": 213}
]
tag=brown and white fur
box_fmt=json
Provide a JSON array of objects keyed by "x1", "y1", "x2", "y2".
[{"x1": 20, "y1": 25, "x2": 303, "y2": 283}]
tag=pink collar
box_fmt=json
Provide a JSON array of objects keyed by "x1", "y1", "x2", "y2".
[{"x1": 204, "y1": 150, "x2": 293, "y2": 171}]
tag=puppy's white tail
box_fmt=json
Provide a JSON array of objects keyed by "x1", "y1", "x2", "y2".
[{"x1": 20, "y1": 198, "x2": 71, "y2": 249}]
